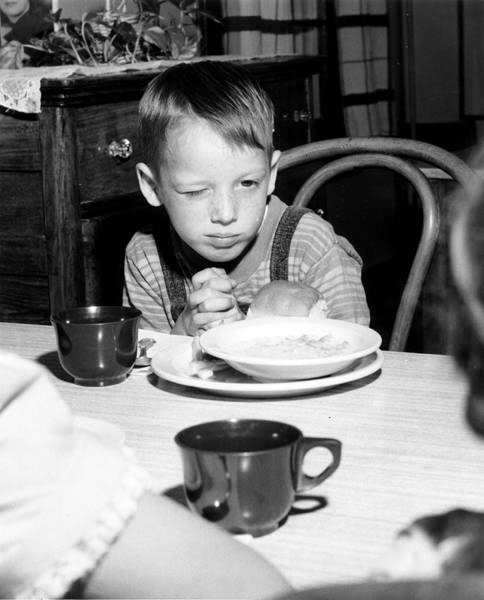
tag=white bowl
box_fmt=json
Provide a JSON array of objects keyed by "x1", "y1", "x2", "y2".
[{"x1": 199, "y1": 317, "x2": 382, "y2": 381}]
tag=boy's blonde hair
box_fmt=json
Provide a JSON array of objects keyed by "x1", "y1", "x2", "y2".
[{"x1": 138, "y1": 60, "x2": 275, "y2": 176}]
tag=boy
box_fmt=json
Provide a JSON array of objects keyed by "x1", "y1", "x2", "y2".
[{"x1": 123, "y1": 60, "x2": 370, "y2": 335}]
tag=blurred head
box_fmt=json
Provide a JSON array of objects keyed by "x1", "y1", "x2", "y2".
[
  {"x1": 0, "y1": 0, "x2": 29, "y2": 21},
  {"x1": 135, "y1": 61, "x2": 280, "y2": 266},
  {"x1": 450, "y1": 179, "x2": 484, "y2": 435}
]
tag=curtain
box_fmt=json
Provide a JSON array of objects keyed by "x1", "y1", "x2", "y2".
[
  {"x1": 220, "y1": 0, "x2": 332, "y2": 125},
  {"x1": 220, "y1": 0, "x2": 321, "y2": 57},
  {"x1": 220, "y1": 0, "x2": 390, "y2": 137},
  {"x1": 463, "y1": 0, "x2": 484, "y2": 118},
  {"x1": 335, "y1": 0, "x2": 390, "y2": 136}
]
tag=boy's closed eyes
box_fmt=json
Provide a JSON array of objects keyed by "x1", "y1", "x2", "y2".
[{"x1": 178, "y1": 179, "x2": 263, "y2": 198}]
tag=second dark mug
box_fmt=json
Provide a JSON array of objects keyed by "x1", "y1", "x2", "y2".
[{"x1": 175, "y1": 418, "x2": 342, "y2": 537}]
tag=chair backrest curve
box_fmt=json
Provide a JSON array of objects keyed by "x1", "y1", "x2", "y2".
[
  {"x1": 279, "y1": 137, "x2": 478, "y2": 195},
  {"x1": 278, "y1": 137, "x2": 477, "y2": 351}
]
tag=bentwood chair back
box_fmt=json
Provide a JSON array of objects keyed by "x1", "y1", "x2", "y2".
[{"x1": 278, "y1": 137, "x2": 477, "y2": 351}]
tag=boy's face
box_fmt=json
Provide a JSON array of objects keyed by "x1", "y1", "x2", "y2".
[{"x1": 137, "y1": 118, "x2": 280, "y2": 264}]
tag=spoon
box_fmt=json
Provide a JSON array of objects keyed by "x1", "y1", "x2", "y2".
[{"x1": 135, "y1": 337, "x2": 156, "y2": 367}]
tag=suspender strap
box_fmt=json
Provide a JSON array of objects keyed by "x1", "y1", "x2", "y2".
[
  {"x1": 152, "y1": 219, "x2": 188, "y2": 323},
  {"x1": 270, "y1": 206, "x2": 311, "y2": 281}
]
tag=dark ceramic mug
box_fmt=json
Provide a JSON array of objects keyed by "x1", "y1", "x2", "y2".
[
  {"x1": 175, "y1": 418, "x2": 342, "y2": 537},
  {"x1": 51, "y1": 305, "x2": 141, "y2": 386}
]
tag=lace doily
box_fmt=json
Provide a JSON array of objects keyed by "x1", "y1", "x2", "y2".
[
  {"x1": 0, "y1": 73, "x2": 41, "y2": 113},
  {"x1": 0, "y1": 56, "x2": 245, "y2": 114},
  {"x1": 0, "y1": 66, "x2": 77, "y2": 113}
]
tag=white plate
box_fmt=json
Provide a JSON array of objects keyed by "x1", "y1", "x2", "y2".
[
  {"x1": 136, "y1": 328, "x2": 190, "y2": 363},
  {"x1": 199, "y1": 317, "x2": 382, "y2": 381},
  {"x1": 151, "y1": 338, "x2": 384, "y2": 398}
]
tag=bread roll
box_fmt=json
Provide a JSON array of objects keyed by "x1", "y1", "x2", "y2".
[{"x1": 247, "y1": 280, "x2": 328, "y2": 319}]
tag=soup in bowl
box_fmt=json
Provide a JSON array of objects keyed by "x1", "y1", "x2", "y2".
[{"x1": 199, "y1": 317, "x2": 381, "y2": 381}]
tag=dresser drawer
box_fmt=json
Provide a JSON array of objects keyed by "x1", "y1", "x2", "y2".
[
  {"x1": 0, "y1": 171, "x2": 47, "y2": 279},
  {"x1": 0, "y1": 172, "x2": 44, "y2": 235},
  {"x1": 0, "y1": 112, "x2": 40, "y2": 171},
  {"x1": 0, "y1": 275, "x2": 50, "y2": 323},
  {"x1": 76, "y1": 101, "x2": 141, "y2": 204}
]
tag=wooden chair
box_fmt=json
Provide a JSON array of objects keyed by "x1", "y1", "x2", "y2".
[{"x1": 278, "y1": 137, "x2": 478, "y2": 351}]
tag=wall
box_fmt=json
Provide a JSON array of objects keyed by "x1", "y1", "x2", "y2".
[
  {"x1": 391, "y1": 0, "x2": 478, "y2": 152},
  {"x1": 60, "y1": 0, "x2": 138, "y2": 19},
  {"x1": 57, "y1": 1, "x2": 102, "y2": 18},
  {"x1": 409, "y1": 0, "x2": 460, "y2": 124}
]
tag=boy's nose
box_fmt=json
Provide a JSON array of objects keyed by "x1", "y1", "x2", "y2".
[{"x1": 210, "y1": 193, "x2": 237, "y2": 224}]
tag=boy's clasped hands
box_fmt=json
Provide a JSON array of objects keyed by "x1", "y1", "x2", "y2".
[{"x1": 177, "y1": 267, "x2": 244, "y2": 336}]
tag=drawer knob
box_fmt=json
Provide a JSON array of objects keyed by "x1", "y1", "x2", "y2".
[
  {"x1": 108, "y1": 138, "x2": 133, "y2": 159},
  {"x1": 298, "y1": 110, "x2": 310, "y2": 123},
  {"x1": 292, "y1": 109, "x2": 311, "y2": 123}
]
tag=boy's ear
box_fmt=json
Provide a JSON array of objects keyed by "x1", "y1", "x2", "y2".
[
  {"x1": 267, "y1": 150, "x2": 282, "y2": 196},
  {"x1": 136, "y1": 163, "x2": 162, "y2": 207}
]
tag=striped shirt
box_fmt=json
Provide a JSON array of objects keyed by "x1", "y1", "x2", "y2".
[{"x1": 123, "y1": 196, "x2": 370, "y2": 332}]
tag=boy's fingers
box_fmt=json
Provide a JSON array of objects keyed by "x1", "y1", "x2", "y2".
[
  {"x1": 201, "y1": 278, "x2": 233, "y2": 293},
  {"x1": 203, "y1": 313, "x2": 243, "y2": 330},
  {"x1": 188, "y1": 286, "x2": 234, "y2": 309},
  {"x1": 192, "y1": 267, "x2": 228, "y2": 289},
  {"x1": 197, "y1": 295, "x2": 235, "y2": 313},
  {"x1": 193, "y1": 310, "x2": 241, "y2": 330},
  {"x1": 193, "y1": 312, "x2": 221, "y2": 328}
]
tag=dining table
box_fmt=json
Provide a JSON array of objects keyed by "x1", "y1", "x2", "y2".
[{"x1": 2, "y1": 320, "x2": 484, "y2": 592}]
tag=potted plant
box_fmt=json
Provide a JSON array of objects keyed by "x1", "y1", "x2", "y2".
[{"x1": 0, "y1": 0, "x2": 218, "y2": 67}]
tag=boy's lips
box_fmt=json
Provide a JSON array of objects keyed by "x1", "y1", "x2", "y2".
[{"x1": 207, "y1": 234, "x2": 240, "y2": 249}]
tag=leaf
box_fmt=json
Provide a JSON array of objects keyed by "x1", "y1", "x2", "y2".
[
  {"x1": 177, "y1": 41, "x2": 199, "y2": 59},
  {"x1": 111, "y1": 20, "x2": 137, "y2": 49},
  {"x1": 141, "y1": 26, "x2": 169, "y2": 50},
  {"x1": 169, "y1": 40, "x2": 180, "y2": 59},
  {"x1": 181, "y1": 1, "x2": 198, "y2": 12},
  {"x1": 181, "y1": 23, "x2": 201, "y2": 43},
  {"x1": 131, "y1": 20, "x2": 144, "y2": 36},
  {"x1": 159, "y1": 0, "x2": 183, "y2": 23},
  {"x1": 197, "y1": 9, "x2": 223, "y2": 25},
  {"x1": 168, "y1": 28, "x2": 185, "y2": 48}
]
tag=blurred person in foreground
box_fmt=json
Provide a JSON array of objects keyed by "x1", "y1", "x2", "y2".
[{"x1": 0, "y1": 350, "x2": 290, "y2": 599}]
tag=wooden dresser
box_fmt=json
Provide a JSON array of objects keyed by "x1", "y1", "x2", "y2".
[{"x1": 0, "y1": 55, "x2": 324, "y2": 323}]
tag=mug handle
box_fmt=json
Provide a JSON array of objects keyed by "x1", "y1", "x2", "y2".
[{"x1": 296, "y1": 438, "x2": 342, "y2": 493}]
